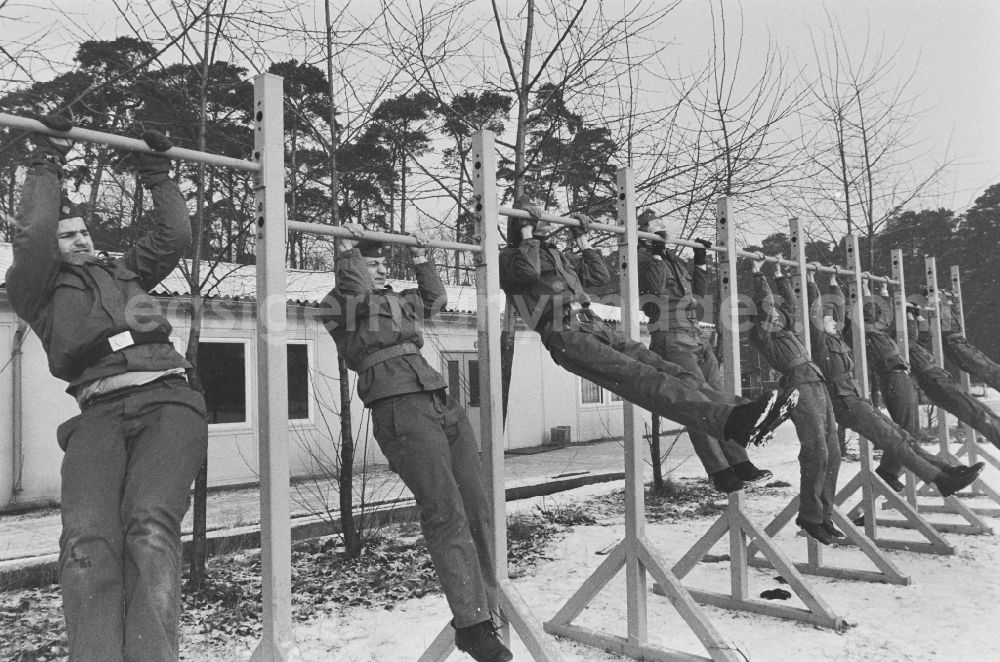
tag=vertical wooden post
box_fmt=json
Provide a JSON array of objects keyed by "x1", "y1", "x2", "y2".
[
  {"x1": 845, "y1": 235, "x2": 877, "y2": 539},
  {"x1": 251, "y1": 72, "x2": 292, "y2": 662},
  {"x1": 949, "y1": 266, "x2": 979, "y2": 464},
  {"x1": 788, "y1": 218, "x2": 811, "y2": 352},
  {"x1": 925, "y1": 257, "x2": 950, "y2": 454},
  {"x1": 471, "y1": 132, "x2": 506, "y2": 582},
  {"x1": 890, "y1": 251, "x2": 919, "y2": 506},
  {"x1": 714, "y1": 198, "x2": 748, "y2": 601},
  {"x1": 617, "y1": 168, "x2": 647, "y2": 642}
]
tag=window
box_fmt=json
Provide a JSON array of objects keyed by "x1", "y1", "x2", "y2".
[
  {"x1": 467, "y1": 359, "x2": 480, "y2": 407},
  {"x1": 580, "y1": 379, "x2": 603, "y2": 404},
  {"x1": 199, "y1": 341, "x2": 247, "y2": 424},
  {"x1": 287, "y1": 343, "x2": 310, "y2": 420}
]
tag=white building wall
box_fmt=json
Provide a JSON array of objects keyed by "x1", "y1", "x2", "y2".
[{"x1": 0, "y1": 294, "x2": 634, "y2": 510}]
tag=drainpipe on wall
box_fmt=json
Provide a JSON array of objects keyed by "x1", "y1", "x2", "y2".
[{"x1": 11, "y1": 317, "x2": 26, "y2": 499}]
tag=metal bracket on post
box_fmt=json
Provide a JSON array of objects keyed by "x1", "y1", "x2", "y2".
[
  {"x1": 545, "y1": 173, "x2": 742, "y2": 662},
  {"x1": 668, "y1": 202, "x2": 843, "y2": 630},
  {"x1": 832, "y1": 239, "x2": 957, "y2": 554},
  {"x1": 747, "y1": 225, "x2": 909, "y2": 586},
  {"x1": 250, "y1": 72, "x2": 293, "y2": 662}
]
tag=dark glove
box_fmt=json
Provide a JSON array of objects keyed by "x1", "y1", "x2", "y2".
[
  {"x1": 568, "y1": 212, "x2": 592, "y2": 238},
  {"x1": 693, "y1": 238, "x2": 712, "y2": 266},
  {"x1": 30, "y1": 113, "x2": 74, "y2": 164},
  {"x1": 128, "y1": 129, "x2": 174, "y2": 186}
]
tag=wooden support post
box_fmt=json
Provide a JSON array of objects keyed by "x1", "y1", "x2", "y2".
[
  {"x1": 830, "y1": 241, "x2": 956, "y2": 555},
  {"x1": 946, "y1": 266, "x2": 1000, "y2": 512},
  {"x1": 413, "y1": 131, "x2": 567, "y2": 662},
  {"x1": 668, "y1": 203, "x2": 844, "y2": 630},
  {"x1": 747, "y1": 224, "x2": 909, "y2": 586},
  {"x1": 876, "y1": 258, "x2": 992, "y2": 534},
  {"x1": 251, "y1": 73, "x2": 293, "y2": 662},
  {"x1": 545, "y1": 170, "x2": 743, "y2": 662},
  {"x1": 949, "y1": 267, "x2": 980, "y2": 465}
]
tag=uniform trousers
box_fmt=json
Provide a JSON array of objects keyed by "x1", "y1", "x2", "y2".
[
  {"x1": 912, "y1": 364, "x2": 1000, "y2": 450},
  {"x1": 370, "y1": 389, "x2": 497, "y2": 627},
  {"x1": 649, "y1": 328, "x2": 750, "y2": 473},
  {"x1": 945, "y1": 337, "x2": 1000, "y2": 394},
  {"x1": 876, "y1": 368, "x2": 921, "y2": 477},
  {"x1": 541, "y1": 317, "x2": 742, "y2": 455},
  {"x1": 790, "y1": 381, "x2": 841, "y2": 524},
  {"x1": 57, "y1": 376, "x2": 207, "y2": 662},
  {"x1": 830, "y1": 390, "x2": 946, "y2": 484}
]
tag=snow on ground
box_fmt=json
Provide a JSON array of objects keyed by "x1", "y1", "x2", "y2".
[
  {"x1": 181, "y1": 460, "x2": 1000, "y2": 662},
  {"x1": 178, "y1": 390, "x2": 1000, "y2": 661}
]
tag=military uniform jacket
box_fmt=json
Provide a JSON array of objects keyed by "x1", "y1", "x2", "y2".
[
  {"x1": 749, "y1": 273, "x2": 824, "y2": 388},
  {"x1": 637, "y1": 247, "x2": 704, "y2": 332},
  {"x1": 499, "y1": 238, "x2": 610, "y2": 332},
  {"x1": 320, "y1": 248, "x2": 447, "y2": 405},
  {"x1": 841, "y1": 293, "x2": 908, "y2": 375},
  {"x1": 807, "y1": 281, "x2": 860, "y2": 396},
  {"x1": 5, "y1": 159, "x2": 191, "y2": 392}
]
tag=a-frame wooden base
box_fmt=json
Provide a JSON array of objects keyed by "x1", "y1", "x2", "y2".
[
  {"x1": 745, "y1": 496, "x2": 909, "y2": 584},
  {"x1": 871, "y1": 459, "x2": 995, "y2": 535},
  {"x1": 545, "y1": 535, "x2": 743, "y2": 662},
  {"x1": 420, "y1": 582, "x2": 565, "y2": 661},
  {"x1": 836, "y1": 471, "x2": 956, "y2": 555},
  {"x1": 667, "y1": 493, "x2": 846, "y2": 630}
]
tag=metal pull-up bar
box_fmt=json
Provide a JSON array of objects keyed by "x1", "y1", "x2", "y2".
[
  {"x1": 285, "y1": 220, "x2": 481, "y2": 253},
  {"x1": 0, "y1": 112, "x2": 261, "y2": 172},
  {"x1": 498, "y1": 206, "x2": 898, "y2": 285}
]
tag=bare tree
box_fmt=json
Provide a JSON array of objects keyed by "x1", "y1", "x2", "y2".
[{"x1": 795, "y1": 12, "x2": 951, "y2": 265}]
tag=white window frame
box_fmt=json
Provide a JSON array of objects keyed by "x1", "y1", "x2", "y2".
[
  {"x1": 579, "y1": 377, "x2": 606, "y2": 407},
  {"x1": 287, "y1": 340, "x2": 315, "y2": 426},
  {"x1": 200, "y1": 337, "x2": 252, "y2": 431}
]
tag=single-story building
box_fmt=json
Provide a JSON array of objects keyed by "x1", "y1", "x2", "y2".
[{"x1": 1, "y1": 242, "x2": 650, "y2": 511}]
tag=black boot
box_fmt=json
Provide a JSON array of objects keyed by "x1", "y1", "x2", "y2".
[
  {"x1": 727, "y1": 389, "x2": 800, "y2": 447},
  {"x1": 795, "y1": 517, "x2": 835, "y2": 545},
  {"x1": 822, "y1": 520, "x2": 845, "y2": 538},
  {"x1": 455, "y1": 620, "x2": 513, "y2": 662},
  {"x1": 732, "y1": 461, "x2": 773, "y2": 483},
  {"x1": 933, "y1": 462, "x2": 985, "y2": 497},
  {"x1": 725, "y1": 390, "x2": 777, "y2": 447},
  {"x1": 875, "y1": 467, "x2": 904, "y2": 493},
  {"x1": 709, "y1": 467, "x2": 744, "y2": 493}
]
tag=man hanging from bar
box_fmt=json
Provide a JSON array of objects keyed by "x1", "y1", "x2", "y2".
[
  {"x1": 806, "y1": 270, "x2": 983, "y2": 498},
  {"x1": 940, "y1": 289, "x2": 1000, "y2": 394},
  {"x1": 498, "y1": 197, "x2": 800, "y2": 465},
  {"x1": 837, "y1": 278, "x2": 930, "y2": 492},
  {"x1": 748, "y1": 258, "x2": 842, "y2": 544},
  {"x1": 905, "y1": 303, "x2": 1000, "y2": 452},
  {"x1": 638, "y1": 210, "x2": 773, "y2": 493},
  {"x1": 319, "y1": 224, "x2": 511, "y2": 662},
  {"x1": 5, "y1": 116, "x2": 208, "y2": 662}
]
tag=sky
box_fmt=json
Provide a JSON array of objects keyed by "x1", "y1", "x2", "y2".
[{"x1": 2, "y1": 0, "x2": 998, "y2": 217}]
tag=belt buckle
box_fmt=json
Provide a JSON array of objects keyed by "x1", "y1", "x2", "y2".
[{"x1": 107, "y1": 330, "x2": 136, "y2": 352}]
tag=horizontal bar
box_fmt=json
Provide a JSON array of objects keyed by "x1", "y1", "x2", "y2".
[
  {"x1": 287, "y1": 220, "x2": 482, "y2": 253},
  {"x1": 0, "y1": 113, "x2": 261, "y2": 172},
  {"x1": 498, "y1": 207, "x2": 899, "y2": 285}
]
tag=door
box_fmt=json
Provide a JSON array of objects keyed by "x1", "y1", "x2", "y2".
[{"x1": 442, "y1": 351, "x2": 481, "y2": 436}]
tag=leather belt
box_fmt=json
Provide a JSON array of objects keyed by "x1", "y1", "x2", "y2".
[
  {"x1": 355, "y1": 342, "x2": 420, "y2": 373},
  {"x1": 79, "y1": 330, "x2": 172, "y2": 370}
]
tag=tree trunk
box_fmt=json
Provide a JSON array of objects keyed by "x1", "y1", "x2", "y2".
[
  {"x1": 187, "y1": 8, "x2": 213, "y2": 588},
  {"x1": 500, "y1": 0, "x2": 535, "y2": 423},
  {"x1": 650, "y1": 415, "x2": 663, "y2": 491},
  {"x1": 326, "y1": 0, "x2": 361, "y2": 557}
]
